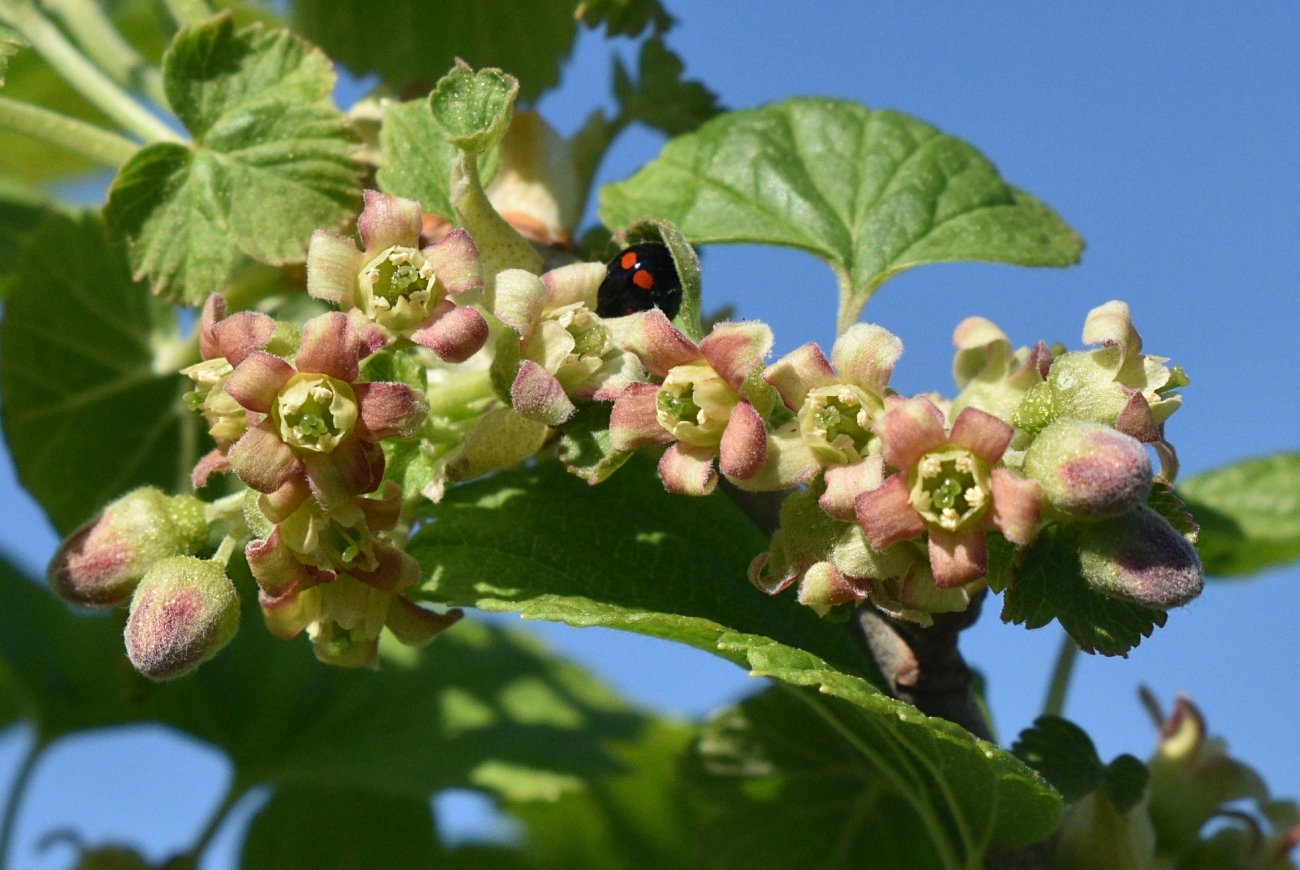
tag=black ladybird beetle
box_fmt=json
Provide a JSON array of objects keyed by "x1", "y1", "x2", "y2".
[{"x1": 595, "y1": 243, "x2": 682, "y2": 320}]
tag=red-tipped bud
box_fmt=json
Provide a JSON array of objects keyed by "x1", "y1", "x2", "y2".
[
  {"x1": 1024, "y1": 421, "x2": 1153, "y2": 520},
  {"x1": 124, "y1": 556, "x2": 240, "y2": 681},
  {"x1": 48, "y1": 489, "x2": 208, "y2": 608},
  {"x1": 1070, "y1": 506, "x2": 1204, "y2": 610}
]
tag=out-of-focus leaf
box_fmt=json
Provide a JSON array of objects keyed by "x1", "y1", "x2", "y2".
[
  {"x1": 576, "y1": 0, "x2": 673, "y2": 38},
  {"x1": 0, "y1": 212, "x2": 201, "y2": 534},
  {"x1": 1012, "y1": 715, "x2": 1108, "y2": 803},
  {"x1": 292, "y1": 0, "x2": 578, "y2": 103},
  {"x1": 104, "y1": 12, "x2": 362, "y2": 304},
  {"x1": 0, "y1": 177, "x2": 46, "y2": 298},
  {"x1": 1177, "y1": 453, "x2": 1300, "y2": 577},
  {"x1": 600, "y1": 98, "x2": 1083, "y2": 333},
  {"x1": 613, "y1": 37, "x2": 721, "y2": 138},
  {"x1": 376, "y1": 97, "x2": 500, "y2": 221},
  {"x1": 0, "y1": 20, "x2": 24, "y2": 86},
  {"x1": 1001, "y1": 525, "x2": 1166, "y2": 657}
]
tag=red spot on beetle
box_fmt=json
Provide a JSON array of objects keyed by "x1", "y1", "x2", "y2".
[
  {"x1": 632, "y1": 269, "x2": 654, "y2": 290},
  {"x1": 620, "y1": 251, "x2": 638, "y2": 270}
]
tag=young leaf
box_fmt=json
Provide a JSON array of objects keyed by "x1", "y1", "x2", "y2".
[
  {"x1": 555, "y1": 401, "x2": 633, "y2": 485},
  {"x1": 104, "y1": 12, "x2": 363, "y2": 305},
  {"x1": 377, "y1": 97, "x2": 501, "y2": 221},
  {"x1": 1012, "y1": 715, "x2": 1106, "y2": 802},
  {"x1": 599, "y1": 98, "x2": 1084, "y2": 333},
  {"x1": 1102, "y1": 754, "x2": 1150, "y2": 816},
  {"x1": 428, "y1": 63, "x2": 518, "y2": 155},
  {"x1": 1176, "y1": 453, "x2": 1300, "y2": 577},
  {"x1": 0, "y1": 213, "x2": 203, "y2": 534},
  {"x1": 613, "y1": 37, "x2": 721, "y2": 138},
  {"x1": 292, "y1": 0, "x2": 577, "y2": 102},
  {"x1": 691, "y1": 684, "x2": 1061, "y2": 868},
  {"x1": 576, "y1": 0, "x2": 674, "y2": 38},
  {"x1": 242, "y1": 786, "x2": 440, "y2": 870},
  {"x1": 1001, "y1": 525, "x2": 1167, "y2": 657}
]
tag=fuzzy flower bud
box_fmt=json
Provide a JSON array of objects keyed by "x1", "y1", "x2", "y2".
[
  {"x1": 1069, "y1": 506, "x2": 1204, "y2": 609},
  {"x1": 124, "y1": 556, "x2": 240, "y2": 681},
  {"x1": 1024, "y1": 421, "x2": 1153, "y2": 520},
  {"x1": 48, "y1": 488, "x2": 208, "y2": 608}
]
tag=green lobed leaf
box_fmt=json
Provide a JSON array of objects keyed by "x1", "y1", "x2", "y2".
[
  {"x1": 613, "y1": 37, "x2": 722, "y2": 139},
  {"x1": 242, "y1": 785, "x2": 440, "y2": 870},
  {"x1": 555, "y1": 400, "x2": 633, "y2": 485},
  {"x1": 576, "y1": 0, "x2": 674, "y2": 38},
  {"x1": 0, "y1": 212, "x2": 204, "y2": 534},
  {"x1": 690, "y1": 684, "x2": 1061, "y2": 869},
  {"x1": 599, "y1": 98, "x2": 1084, "y2": 333},
  {"x1": 0, "y1": 554, "x2": 648, "y2": 799},
  {"x1": 428, "y1": 63, "x2": 518, "y2": 155},
  {"x1": 1012, "y1": 715, "x2": 1106, "y2": 803},
  {"x1": 1000, "y1": 525, "x2": 1167, "y2": 657},
  {"x1": 1102, "y1": 754, "x2": 1150, "y2": 816},
  {"x1": 609, "y1": 218, "x2": 703, "y2": 341},
  {"x1": 104, "y1": 12, "x2": 363, "y2": 305},
  {"x1": 1176, "y1": 453, "x2": 1300, "y2": 577},
  {"x1": 0, "y1": 178, "x2": 46, "y2": 299},
  {"x1": 376, "y1": 97, "x2": 501, "y2": 221},
  {"x1": 292, "y1": 0, "x2": 577, "y2": 103},
  {"x1": 410, "y1": 456, "x2": 1061, "y2": 862}
]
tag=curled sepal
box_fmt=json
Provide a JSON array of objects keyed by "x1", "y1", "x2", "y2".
[
  {"x1": 1070, "y1": 506, "x2": 1204, "y2": 610},
  {"x1": 386, "y1": 597, "x2": 463, "y2": 646},
  {"x1": 1024, "y1": 421, "x2": 1153, "y2": 520},
  {"x1": 950, "y1": 316, "x2": 1051, "y2": 421},
  {"x1": 124, "y1": 556, "x2": 240, "y2": 681},
  {"x1": 48, "y1": 489, "x2": 208, "y2": 608}
]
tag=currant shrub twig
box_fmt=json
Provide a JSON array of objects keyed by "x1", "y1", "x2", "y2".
[{"x1": 0, "y1": 94, "x2": 138, "y2": 166}]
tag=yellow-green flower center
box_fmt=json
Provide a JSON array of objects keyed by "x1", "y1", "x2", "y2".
[
  {"x1": 656, "y1": 361, "x2": 737, "y2": 447},
  {"x1": 274, "y1": 373, "x2": 358, "y2": 453},
  {"x1": 909, "y1": 445, "x2": 991, "y2": 532},
  {"x1": 358, "y1": 246, "x2": 436, "y2": 333},
  {"x1": 799, "y1": 384, "x2": 881, "y2": 465}
]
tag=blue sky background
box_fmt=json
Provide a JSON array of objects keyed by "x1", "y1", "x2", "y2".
[{"x1": 2, "y1": 1, "x2": 1299, "y2": 866}]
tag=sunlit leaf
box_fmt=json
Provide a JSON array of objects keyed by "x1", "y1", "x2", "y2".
[{"x1": 1177, "y1": 453, "x2": 1300, "y2": 577}]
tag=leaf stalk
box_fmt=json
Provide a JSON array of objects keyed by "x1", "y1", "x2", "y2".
[
  {"x1": 39, "y1": 0, "x2": 168, "y2": 107},
  {"x1": 0, "y1": 94, "x2": 138, "y2": 165},
  {"x1": 1041, "y1": 632, "x2": 1080, "y2": 718}
]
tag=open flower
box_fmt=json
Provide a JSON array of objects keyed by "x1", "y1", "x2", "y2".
[
  {"x1": 855, "y1": 396, "x2": 1043, "y2": 587},
  {"x1": 949, "y1": 316, "x2": 1052, "y2": 422},
  {"x1": 225, "y1": 312, "x2": 428, "y2": 513},
  {"x1": 493, "y1": 264, "x2": 645, "y2": 426},
  {"x1": 609, "y1": 311, "x2": 772, "y2": 495},
  {"x1": 307, "y1": 190, "x2": 489, "y2": 362}
]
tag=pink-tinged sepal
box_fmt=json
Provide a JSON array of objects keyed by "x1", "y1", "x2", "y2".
[
  {"x1": 797, "y1": 562, "x2": 870, "y2": 615},
  {"x1": 306, "y1": 230, "x2": 365, "y2": 306},
  {"x1": 832, "y1": 323, "x2": 903, "y2": 394},
  {"x1": 348, "y1": 308, "x2": 391, "y2": 356},
  {"x1": 387, "y1": 597, "x2": 463, "y2": 646},
  {"x1": 259, "y1": 589, "x2": 313, "y2": 640},
  {"x1": 928, "y1": 526, "x2": 988, "y2": 588},
  {"x1": 358, "y1": 190, "x2": 422, "y2": 252},
  {"x1": 855, "y1": 473, "x2": 926, "y2": 549},
  {"x1": 609, "y1": 309, "x2": 702, "y2": 377},
  {"x1": 699, "y1": 321, "x2": 773, "y2": 394},
  {"x1": 542, "y1": 261, "x2": 605, "y2": 309},
  {"x1": 988, "y1": 469, "x2": 1043, "y2": 546},
  {"x1": 610, "y1": 383, "x2": 673, "y2": 451},
  {"x1": 748, "y1": 552, "x2": 798, "y2": 596},
  {"x1": 199, "y1": 294, "x2": 227, "y2": 360},
  {"x1": 355, "y1": 382, "x2": 429, "y2": 440},
  {"x1": 245, "y1": 529, "x2": 306, "y2": 598},
  {"x1": 226, "y1": 351, "x2": 296, "y2": 413},
  {"x1": 1115, "y1": 391, "x2": 1161, "y2": 443},
  {"x1": 303, "y1": 437, "x2": 377, "y2": 507},
  {"x1": 1153, "y1": 439, "x2": 1179, "y2": 483},
  {"x1": 493, "y1": 269, "x2": 547, "y2": 341},
  {"x1": 511, "y1": 360, "x2": 576, "y2": 426},
  {"x1": 763, "y1": 342, "x2": 836, "y2": 411},
  {"x1": 948, "y1": 406, "x2": 1014, "y2": 466},
  {"x1": 875, "y1": 397, "x2": 948, "y2": 471},
  {"x1": 410, "y1": 299, "x2": 489, "y2": 363},
  {"x1": 423, "y1": 229, "x2": 482, "y2": 295},
  {"x1": 192, "y1": 448, "x2": 231, "y2": 489},
  {"x1": 259, "y1": 476, "x2": 311, "y2": 524},
  {"x1": 350, "y1": 544, "x2": 419, "y2": 593},
  {"x1": 297, "y1": 312, "x2": 362, "y2": 382},
  {"x1": 821, "y1": 455, "x2": 885, "y2": 522},
  {"x1": 1023, "y1": 340, "x2": 1053, "y2": 380},
  {"x1": 210, "y1": 311, "x2": 276, "y2": 367},
  {"x1": 728, "y1": 420, "x2": 820, "y2": 492},
  {"x1": 229, "y1": 420, "x2": 304, "y2": 493},
  {"x1": 359, "y1": 482, "x2": 403, "y2": 532},
  {"x1": 719, "y1": 400, "x2": 767, "y2": 480},
  {"x1": 659, "y1": 442, "x2": 718, "y2": 496}
]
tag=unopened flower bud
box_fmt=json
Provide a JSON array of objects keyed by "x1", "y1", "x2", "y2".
[
  {"x1": 1024, "y1": 421, "x2": 1152, "y2": 520},
  {"x1": 1069, "y1": 506, "x2": 1204, "y2": 610},
  {"x1": 48, "y1": 489, "x2": 208, "y2": 608},
  {"x1": 124, "y1": 556, "x2": 240, "y2": 681},
  {"x1": 1050, "y1": 790, "x2": 1156, "y2": 870}
]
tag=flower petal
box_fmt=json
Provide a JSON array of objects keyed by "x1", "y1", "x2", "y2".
[
  {"x1": 199, "y1": 294, "x2": 227, "y2": 361},
  {"x1": 358, "y1": 189, "x2": 422, "y2": 253},
  {"x1": 821, "y1": 454, "x2": 885, "y2": 522},
  {"x1": 225, "y1": 351, "x2": 295, "y2": 413},
  {"x1": 422, "y1": 228, "x2": 482, "y2": 295},
  {"x1": 949, "y1": 406, "x2": 1015, "y2": 466},
  {"x1": 511, "y1": 360, "x2": 575, "y2": 426},
  {"x1": 608, "y1": 309, "x2": 702, "y2": 377},
  {"x1": 928, "y1": 526, "x2": 988, "y2": 588},
  {"x1": 875, "y1": 397, "x2": 948, "y2": 471},
  {"x1": 832, "y1": 323, "x2": 902, "y2": 394},
  {"x1": 303, "y1": 437, "x2": 381, "y2": 506},
  {"x1": 727, "y1": 419, "x2": 820, "y2": 492},
  {"x1": 297, "y1": 311, "x2": 362, "y2": 382},
  {"x1": 763, "y1": 343, "x2": 836, "y2": 411},
  {"x1": 797, "y1": 561, "x2": 870, "y2": 613},
  {"x1": 191, "y1": 448, "x2": 230, "y2": 489},
  {"x1": 211, "y1": 311, "x2": 276, "y2": 367},
  {"x1": 1115, "y1": 391, "x2": 1161, "y2": 443},
  {"x1": 245, "y1": 528, "x2": 306, "y2": 598},
  {"x1": 493, "y1": 269, "x2": 547, "y2": 341},
  {"x1": 306, "y1": 229, "x2": 363, "y2": 305},
  {"x1": 854, "y1": 473, "x2": 926, "y2": 548},
  {"x1": 542, "y1": 261, "x2": 605, "y2": 309},
  {"x1": 355, "y1": 382, "x2": 429, "y2": 441},
  {"x1": 609, "y1": 383, "x2": 674, "y2": 451},
  {"x1": 348, "y1": 308, "x2": 392, "y2": 356},
  {"x1": 410, "y1": 299, "x2": 490, "y2": 363},
  {"x1": 719, "y1": 400, "x2": 768, "y2": 480},
  {"x1": 988, "y1": 469, "x2": 1043, "y2": 546},
  {"x1": 386, "y1": 597, "x2": 463, "y2": 646},
  {"x1": 699, "y1": 321, "x2": 773, "y2": 393},
  {"x1": 259, "y1": 589, "x2": 314, "y2": 641},
  {"x1": 228, "y1": 421, "x2": 303, "y2": 493},
  {"x1": 658, "y1": 442, "x2": 718, "y2": 496}
]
